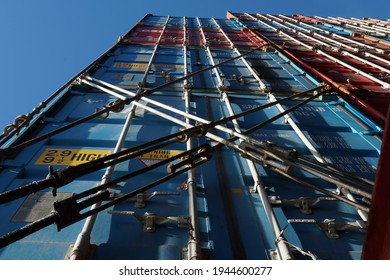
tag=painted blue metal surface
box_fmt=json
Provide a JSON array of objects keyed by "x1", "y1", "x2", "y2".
[
  {"x1": 0, "y1": 14, "x2": 384, "y2": 260},
  {"x1": 321, "y1": 23, "x2": 355, "y2": 35}
]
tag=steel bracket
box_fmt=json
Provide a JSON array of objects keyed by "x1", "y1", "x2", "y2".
[
  {"x1": 109, "y1": 191, "x2": 180, "y2": 208},
  {"x1": 270, "y1": 196, "x2": 337, "y2": 214},
  {"x1": 156, "y1": 71, "x2": 172, "y2": 82},
  {"x1": 183, "y1": 82, "x2": 193, "y2": 89},
  {"x1": 167, "y1": 144, "x2": 211, "y2": 173},
  {"x1": 218, "y1": 82, "x2": 229, "y2": 91},
  {"x1": 288, "y1": 219, "x2": 366, "y2": 239},
  {"x1": 108, "y1": 210, "x2": 190, "y2": 233}
]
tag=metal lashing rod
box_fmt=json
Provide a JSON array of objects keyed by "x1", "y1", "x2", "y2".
[
  {"x1": 87, "y1": 77, "x2": 364, "y2": 198},
  {"x1": 268, "y1": 167, "x2": 371, "y2": 212},
  {"x1": 214, "y1": 18, "x2": 325, "y2": 258},
  {"x1": 239, "y1": 143, "x2": 371, "y2": 212},
  {"x1": 0, "y1": 127, "x2": 201, "y2": 205},
  {"x1": 223, "y1": 93, "x2": 294, "y2": 260},
  {"x1": 268, "y1": 14, "x2": 390, "y2": 75},
  {"x1": 68, "y1": 27, "x2": 171, "y2": 253},
  {"x1": 241, "y1": 91, "x2": 326, "y2": 137},
  {"x1": 0, "y1": 146, "x2": 213, "y2": 249},
  {"x1": 251, "y1": 13, "x2": 390, "y2": 89},
  {"x1": 223, "y1": 14, "x2": 351, "y2": 247},
  {"x1": 0, "y1": 85, "x2": 326, "y2": 205},
  {"x1": 90, "y1": 79, "x2": 360, "y2": 195},
  {"x1": 69, "y1": 15, "x2": 171, "y2": 259},
  {"x1": 0, "y1": 98, "x2": 131, "y2": 159},
  {"x1": 76, "y1": 150, "x2": 212, "y2": 226},
  {"x1": 0, "y1": 44, "x2": 267, "y2": 160},
  {"x1": 188, "y1": 34, "x2": 375, "y2": 196},
  {"x1": 86, "y1": 75, "x2": 373, "y2": 203},
  {"x1": 207, "y1": 17, "x2": 293, "y2": 260},
  {"x1": 267, "y1": 94, "x2": 369, "y2": 220},
  {"x1": 72, "y1": 143, "x2": 212, "y2": 201},
  {"x1": 262, "y1": 13, "x2": 390, "y2": 89},
  {"x1": 89, "y1": 75, "x2": 303, "y2": 127},
  {"x1": 332, "y1": 16, "x2": 388, "y2": 37},
  {"x1": 69, "y1": 103, "x2": 137, "y2": 259},
  {"x1": 216, "y1": 17, "x2": 366, "y2": 200},
  {"x1": 182, "y1": 16, "x2": 201, "y2": 260},
  {"x1": 350, "y1": 17, "x2": 390, "y2": 33},
  {"x1": 295, "y1": 153, "x2": 374, "y2": 187},
  {"x1": 240, "y1": 141, "x2": 373, "y2": 200},
  {"x1": 0, "y1": 32, "x2": 129, "y2": 145}
]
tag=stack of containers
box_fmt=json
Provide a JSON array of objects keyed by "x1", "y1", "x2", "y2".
[
  {"x1": 0, "y1": 13, "x2": 385, "y2": 260},
  {"x1": 228, "y1": 12, "x2": 390, "y2": 127}
]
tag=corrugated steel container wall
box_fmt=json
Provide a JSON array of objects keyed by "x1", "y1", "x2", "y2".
[
  {"x1": 229, "y1": 12, "x2": 390, "y2": 127},
  {"x1": 0, "y1": 13, "x2": 385, "y2": 260}
]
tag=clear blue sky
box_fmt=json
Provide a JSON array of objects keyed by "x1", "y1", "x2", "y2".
[{"x1": 0, "y1": 0, "x2": 389, "y2": 132}]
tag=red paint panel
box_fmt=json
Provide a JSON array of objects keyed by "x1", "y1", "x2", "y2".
[
  {"x1": 249, "y1": 29, "x2": 388, "y2": 125},
  {"x1": 291, "y1": 14, "x2": 320, "y2": 24},
  {"x1": 288, "y1": 49, "x2": 390, "y2": 123},
  {"x1": 187, "y1": 28, "x2": 202, "y2": 46},
  {"x1": 360, "y1": 97, "x2": 390, "y2": 117},
  {"x1": 125, "y1": 26, "x2": 163, "y2": 45},
  {"x1": 224, "y1": 30, "x2": 258, "y2": 48},
  {"x1": 350, "y1": 33, "x2": 390, "y2": 51},
  {"x1": 203, "y1": 29, "x2": 231, "y2": 47},
  {"x1": 362, "y1": 108, "x2": 390, "y2": 259},
  {"x1": 160, "y1": 27, "x2": 184, "y2": 46},
  {"x1": 240, "y1": 28, "x2": 273, "y2": 48},
  {"x1": 228, "y1": 12, "x2": 389, "y2": 126},
  {"x1": 247, "y1": 29, "x2": 390, "y2": 125},
  {"x1": 293, "y1": 50, "x2": 388, "y2": 93},
  {"x1": 364, "y1": 18, "x2": 390, "y2": 28}
]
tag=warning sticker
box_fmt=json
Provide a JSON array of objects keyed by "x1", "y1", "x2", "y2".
[
  {"x1": 138, "y1": 150, "x2": 183, "y2": 160},
  {"x1": 137, "y1": 149, "x2": 184, "y2": 166},
  {"x1": 35, "y1": 148, "x2": 112, "y2": 166}
]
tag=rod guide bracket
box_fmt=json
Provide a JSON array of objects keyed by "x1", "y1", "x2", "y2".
[
  {"x1": 110, "y1": 191, "x2": 180, "y2": 209},
  {"x1": 108, "y1": 210, "x2": 190, "y2": 233},
  {"x1": 270, "y1": 196, "x2": 337, "y2": 214},
  {"x1": 288, "y1": 218, "x2": 366, "y2": 239}
]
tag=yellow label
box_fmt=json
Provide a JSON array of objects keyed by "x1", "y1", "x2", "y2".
[
  {"x1": 152, "y1": 64, "x2": 184, "y2": 69},
  {"x1": 113, "y1": 62, "x2": 147, "y2": 69},
  {"x1": 138, "y1": 150, "x2": 183, "y2": 160},
  {"x1": 113, "y1": 62, "x2": 184, "y2": 69},
  {"x1": 35, "y1": 148, "x2": 184, "y2": 166},
  {"x1": 231, "y1": 188, "x2": 243, "y2": 194},
  {"x1": 35, "y1": 148, "x2": 112, "y2": 166}
]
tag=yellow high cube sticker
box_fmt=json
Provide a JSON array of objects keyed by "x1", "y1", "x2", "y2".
[{"x1": 35, "y1": 148, "x2": 112, "y2": 166}]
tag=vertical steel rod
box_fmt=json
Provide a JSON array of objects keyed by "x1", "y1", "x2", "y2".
[
  {"x1": 206, "y1": 18, "x2": 294, "y2": 259},
  {"x1": 69, "y1": 16, "x2": 171, "y2": 259}
]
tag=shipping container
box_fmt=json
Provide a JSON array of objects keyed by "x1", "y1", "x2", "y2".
[
  {"x1": 0, "y1": 13, "x2": 387, "y2": 260},
  {"x1": 228, "y1": 12, "x2": 390, "y2": 127}
]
